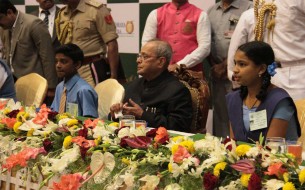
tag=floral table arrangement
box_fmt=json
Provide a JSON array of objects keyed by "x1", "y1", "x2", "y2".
[{"x1": 1, "y1": 100, "x2": 305, "y2": 190}]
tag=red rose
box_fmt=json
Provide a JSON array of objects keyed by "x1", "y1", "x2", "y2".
[
  {"x1": 78, "y1": 128, "x2": 88, "y2": 138},
  {"x1": 248, "y1": 173, "x2": 262, "y2": 190},
  {"x1": 203, "y1": 172, "x2": 218, "y2": 190},
  {"x1": 43, "y1": 139, "x2": 53, "y2": 152}
]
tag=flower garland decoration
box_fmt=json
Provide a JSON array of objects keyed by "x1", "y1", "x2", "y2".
[{"x1": 1, "y1": 102, "x2": 305, "y2": 189}]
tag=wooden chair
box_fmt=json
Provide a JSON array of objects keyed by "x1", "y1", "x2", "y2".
[
  {"x1": 172, "y1": 65, "x2": 210, "y2": 134},
  {"x1": 296, "y1": 99, "x2": 305, "y2": 146},
  {"x1": 94, "y1": 79, "x2": 125, "y2": 119},
  {"x1": 15, "y1": 73, "x2": 48, "y2": 107}
]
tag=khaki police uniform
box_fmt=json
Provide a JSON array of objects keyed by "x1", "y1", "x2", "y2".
[{"x1": 56, "y1": 0, "x2": 118, "y2": 87}]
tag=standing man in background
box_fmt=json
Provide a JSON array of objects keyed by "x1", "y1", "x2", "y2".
[
  {"x1": 208, "y1": 0, "x2": 252, "y2": 138},
  {"x1": 56, "y1": 0, "x2": 119, "y2": 87},
  {"x1": 32, "y1": 0, "x2": 61, "y2": 51},
  {"x1": 0, "y1": 0, "x2": 57, "y2": 92},
  {"x1": 142, "y1": 0, "x2": 211, "y2": 73}
]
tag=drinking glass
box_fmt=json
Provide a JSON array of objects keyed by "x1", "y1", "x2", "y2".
[
  {"x1": 119, "y1": 115, "x2": 135, "y2": 128},
  {"x1": 265, "y1": 137, "x2": 286, "y2": 153},
  {"x1": 135, "y1": 120, "x2": 147, "y2": 128},
  {"x1": 287, "y1": 141, "x2": 303, "y2": 164}
]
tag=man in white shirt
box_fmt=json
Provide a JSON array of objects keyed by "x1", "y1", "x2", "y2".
[
  {"x1": 142, "y1": 0, "x2": 211, "y2": 73},
  {"x1": 227, "y1": 0, "x2": 305, "y2": 100}
]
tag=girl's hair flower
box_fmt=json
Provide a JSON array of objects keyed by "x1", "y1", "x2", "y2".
[{"x1": 267, "y1": 62, "x2": 277, "y2": 76}]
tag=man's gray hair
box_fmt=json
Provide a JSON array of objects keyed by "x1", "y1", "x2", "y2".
[{"x1": 148, "y1": 39, "x2": 172, "y2": 65}]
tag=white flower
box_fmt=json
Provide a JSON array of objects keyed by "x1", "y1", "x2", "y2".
[
  {"x1": 139, "y1": 175, "x2": 160, "y2": 190},
  {"x1": 18, "y1": 120, "x2": 43, "y2": 131},
  {"x1": 93, "y1": 126, "x2": 113, "y2": 139},
  {"x1": 263, "y1": 179, "x2": 284, "y2": 190},
  {"x1": 90, "y1": 151, "x2": 115, "y2": 184},
  {"x1": 48, "y1": 145, "x2": 81, "y2": 173},
  {"x1": 6, "y1": 99, "x2": 22, "y2": 110},
  {"x1": 171, "y1": 162, "x2": 185, "y2": 177},
  {"x1": 33, "y1": 122, "x2": 59, "y2": 136},
  {"x1": 129, "y1": 126, "x2": 147, "y2": 136},
  {"x1": 120, "y1": 172, "x2": 135, "y2": 189},
  {"x1": 219, "y1": 179, "x2": 242, "y2": 190},
  {"x1": 164, "y1": 183, "x2": 183, "y2": 190},
  {"x1": 118, "y1": 127, "x2": 131, "y2": 139},
  {"x1": 58, "y1": 118, "x2": 72, "y2": 127}
]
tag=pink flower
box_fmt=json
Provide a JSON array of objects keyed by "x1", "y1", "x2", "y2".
[
  {"x1": 52, "y1": 173, "x2": 83, "y2": 190},
  {"x1": 83, "y1": 118, "x2": 101, "y2": 128},
  {"x1": 72, "y1": 136, "x2": 95, "y2": 149},
  {"x1": 264, "y1": 162, "x2": 287, "y2": 178},
  {"x1": 154, "y1": 127, "x2": 169, "y2": 144},
  {"x1": 2, "y1": 147, "x2": 46, "y2": 171},
  {"x1": 120, "y1": 136, "x2": 152, "y2": 149},
  {"x1": 173, "y1": 145, "x2": 191, "y2": 163},
  {"x1": 231, "y1": 159, "x2": 255, "y2": 174},
  {"x1": 33, "y1": 104, "x2": 52, "y2": 125},
  {"x1": 1, "y1": 118, "x2": 17, "y2": 129}
]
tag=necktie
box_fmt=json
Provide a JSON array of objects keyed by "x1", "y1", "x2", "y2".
[
  {"x1": 41, "y1": 10, "x2": 50, "y2": 26},
  {"x1": 59, "y1": 87, "x2": 67, "y2": 113}
]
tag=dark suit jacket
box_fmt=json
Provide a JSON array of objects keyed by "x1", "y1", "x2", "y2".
[
  {"x1": 0, "y1": 12, "x2": 57, "y2": 88},
  {"x1": 31, "y1": 6, "x2": 61, "y2": 50}
]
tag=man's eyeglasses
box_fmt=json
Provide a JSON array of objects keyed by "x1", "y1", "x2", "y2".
[{"x1": 137, "y1": 53, "x2": 159, "y2": 61}]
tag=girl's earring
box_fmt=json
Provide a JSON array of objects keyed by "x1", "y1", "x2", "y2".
[{"x1": 258, "y1": 74, "x2": 262, "y2": 78}]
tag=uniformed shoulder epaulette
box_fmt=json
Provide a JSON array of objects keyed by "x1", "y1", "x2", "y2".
[{"x1": 86, "y1": 0, "x2": 103, "y2": 8}]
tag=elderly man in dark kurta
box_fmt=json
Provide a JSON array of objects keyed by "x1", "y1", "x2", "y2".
[{"x1": 110, "y1": 39, "x2": 193, "y2": 132}]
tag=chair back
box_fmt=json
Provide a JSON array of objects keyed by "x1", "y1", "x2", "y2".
[
  {"x1": 15, "y1": 73, "x2": 48, "y2": 107},
  {"x1": 95, "y1": 79, "x2": 125, "y2": 119},
  {"x1": 172, "y1": 65, "x2": 210, "y2": 133},
  {"x1": 296, "y1": 99, "x2": 305, "y2": 145}
]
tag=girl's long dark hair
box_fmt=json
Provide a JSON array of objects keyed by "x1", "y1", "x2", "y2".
[{"x1": 237, "y1": 41, "x2": 275, "y2": 100}]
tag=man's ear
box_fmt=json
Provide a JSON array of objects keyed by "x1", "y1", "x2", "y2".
[
  {"x1": 158, "y1": 57, "x2": 166, "y2": 69},
  {"x1": 75, "y1": 61, "x2": 82, "y2": 70}
]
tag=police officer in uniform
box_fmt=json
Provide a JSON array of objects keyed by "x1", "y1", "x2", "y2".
[{"x1": 56, "y1": 0, "x2": 119, "y2": 87}]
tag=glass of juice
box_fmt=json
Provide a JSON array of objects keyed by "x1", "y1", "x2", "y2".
[
  {"x1": 119, "y1": 115, "x2": 135, "y2": 128},
  {"x1": 287, "y1": 141, "x2": 303, "y2": 164}
]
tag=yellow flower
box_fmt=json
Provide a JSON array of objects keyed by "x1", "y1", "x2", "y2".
[
  {"x1": 240, "y1": 173, "x2": 251, "y2": 187},
  {"x1": 179, "y1": 140, "x2": 195, "y2": 153},
  {"x1": 235, "y1": 144, "x2": 251, "y2": 157},
  {"x1": 299, "y1": 169, "x2": 305, "y2": 185},
  {"x1": 16, "y1": 112, "x2": 29, "y2": 122},
  {"x1": 283, "y1": 172, "x2": 290, "y2": 183},
  {"x1": 122, "y1": 158, "x2": 130, "y2": 165},
  {"x1": 171, "y1": 136, "x2": 185, "y2": 142},
  {"x1": 63, "y1": 135, "x2": 73, "y2": 149},
  {"x1": 213, "y1": 162, "x2": 227, "y2": 177},
  {"x1": 108, "y1": 122, "x2": 119, "y2": 128},
  {"x1": 58, "y1": 114, "x2": 68, "y2": 120},
  {"x1": 168, "y1": 163, "x2": 173, "y2": 172},
  {"x1": 27, "y1": 128, "x2": 34, "y2": 137},
  {"x1": 94, "y1": 137, "x2": 102, "y2": 146},
  {"x1": 3, "y1": 108, "x2": 11, "y2": 115},
  {"x1": 13, "y1": 121, "x2": 22, "y2": 134},
  {"x1": 171, "y1": 144, "x2": 179, "y2": 155},
  {"x1": 283, "y1": 182, "x2": 296, "y2": 190},
  {"x1": 67, "y1": 119, "x2": 78, "y2": 127}
]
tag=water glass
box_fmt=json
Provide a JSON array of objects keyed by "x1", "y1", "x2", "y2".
[
  {"x1": 119, "y1": 115, "x2": 135, "y2": 128},
  {"x1": 287, "y1": 141, "x2": 303, "y2": 164},
  {"x1": 265, "y1": 137, "x2": 286, "y2": 153}
]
